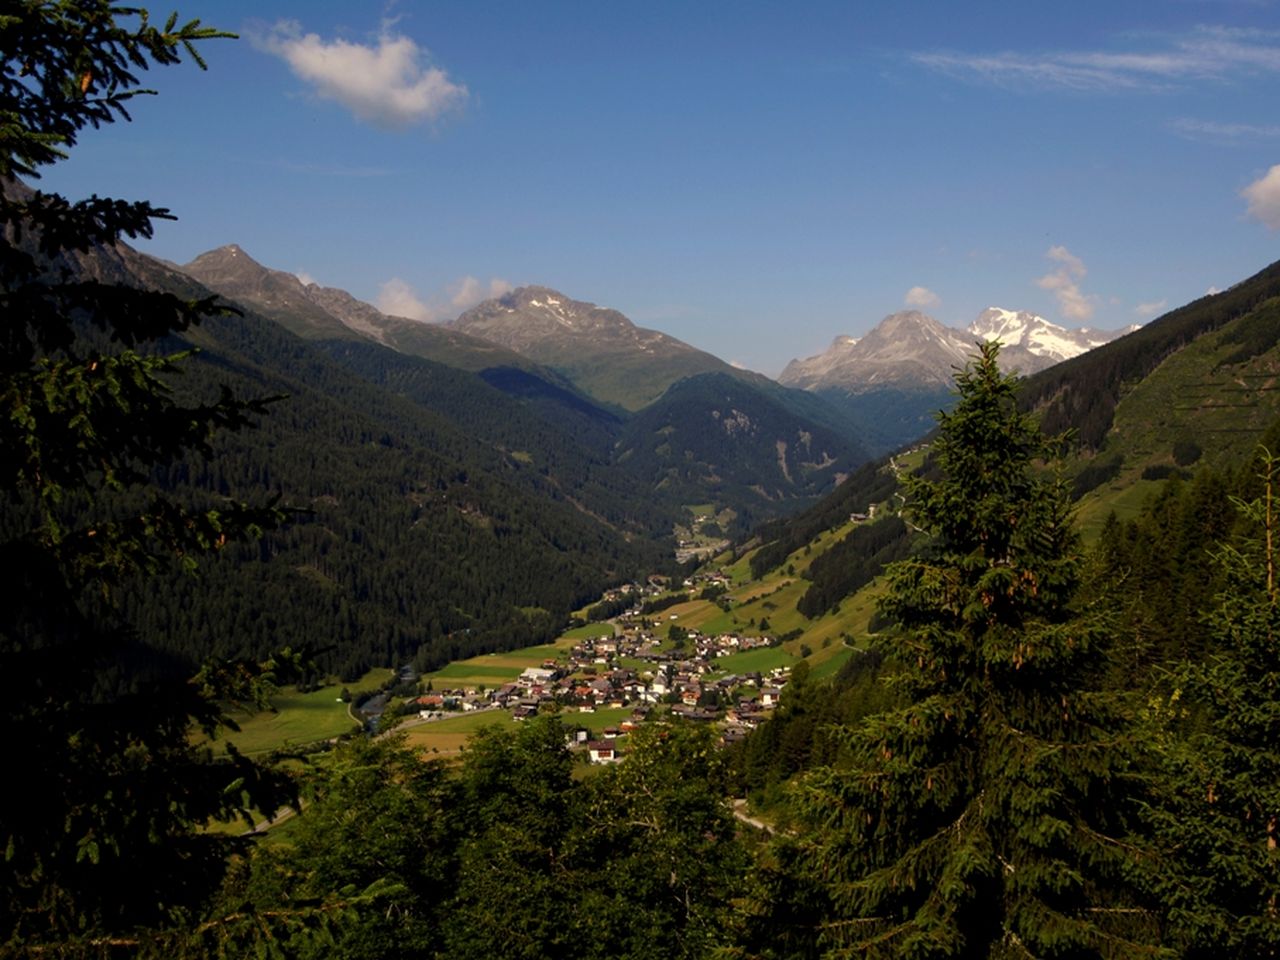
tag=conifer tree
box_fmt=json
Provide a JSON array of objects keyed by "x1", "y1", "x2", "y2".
[
  {"x1": 1146, "y1": 449, "x2": 1280, "y2": 958},
  {"x1": 788, "y1": 343, "x2": 1161, "y2": 958},
  {"x1": 0, "y1": 4, "x2": 293, "y2": 948}
]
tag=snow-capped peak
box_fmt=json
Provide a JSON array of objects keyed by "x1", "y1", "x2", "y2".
[{"x1": 969, "y1": 307, "x2": 1125, "y2": 367}]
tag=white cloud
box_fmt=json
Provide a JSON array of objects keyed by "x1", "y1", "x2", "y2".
[
  {"x1": 1170, "y1": 118, "x2": 1280, "y2": 143},
  {"x1": 448, "y1": 276, "x2": 514, "y2": 313},
  {"x1": 1036, "y1": 245, "x2": 1097, "y2": 322},
  {"x1": 377, "y1": 277, "x2": 433, "y2": 320},
  {"x1": 1133, "y1": 298, "x2": 1167, "y2": 318},
  {"x1": 1242, "y1": 163, "x2": 1280, "y2": 229},
  {"x1": 376, "y1": 275, "x2": 513, "y2": 322},
  {"x1": 1207, "y1": 285, "x2": 1223, "y2": 296},
  {"x1": 904, "y1": 285, "x2": 940, "y2": 309},
  {"x1": 913, "y1": 25, "x2": 1280, "y2": 92},
  {"x1": 258, "y1": 20, "x2": 467, "y2": 129},
  {"x1": 295, "y1": 270, "x2": 318, "y2": 287}
]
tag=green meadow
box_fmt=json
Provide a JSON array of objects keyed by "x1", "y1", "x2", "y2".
[{"x1": 216, "y1": 668, "x2": 391, "y2": 758}]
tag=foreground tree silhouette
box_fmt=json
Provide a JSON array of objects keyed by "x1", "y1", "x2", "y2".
[
  {"x1": 784, "y1": 344, "x2": 1161, "y2": 958},
  {"x1": 0, "y1": 4, "x2": 292, "y2": 948},
  {"x1": 1145, "y1": 449, "x2": 1280, "y2": 958}
]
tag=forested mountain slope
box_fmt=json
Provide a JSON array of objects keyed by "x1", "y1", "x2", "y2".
[
  {"x1": 1024, "y1": 256, "x2": 1280, "y2": 449},
  {"x1": 53, "y1": 244, "x2": 672, "y2": 680},
  {"x1": 612, "y1": 372, "x2": 868, "y2": 534},
  {"x1": 742, "y1": 255, "x2": 1280, "y2": 626}
]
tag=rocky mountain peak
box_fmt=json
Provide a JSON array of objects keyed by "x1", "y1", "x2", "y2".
[
  {"x1": 969, "y1": 306, "x2": 1126, "y2": 370},
  {"x1": 182, "y1": 243, "x2": 271, "y2": 284},
  {"x1": 179, "y1": 244, "x2": 356, "y2": 339},
  {"x1": 466, "y1": 286, "x2": 640, "y2": 340},
  {"x1": 781, "y1": 304, "x2": 1137, "y2": 393}
]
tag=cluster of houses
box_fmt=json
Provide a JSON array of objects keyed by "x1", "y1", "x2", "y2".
[{"x1": 408, "y1": 578, "x2": 795, "y2": 763}]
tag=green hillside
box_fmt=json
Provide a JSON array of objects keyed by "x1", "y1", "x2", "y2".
[{"x1": 734, "y1": 261, "x2": 1280, "y2": 661}]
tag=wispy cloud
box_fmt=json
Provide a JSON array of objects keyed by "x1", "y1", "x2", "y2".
[
  {"x1": 1036, "y1": 246, "x2": 1097, "y2": 322},
  {"x1": 295, "y1": 270, "x2": 318, "y2": 286},
  {"x1": 256, "y1": 20, "x2": 467, "y2": 129},
  {"x1": 1242, "y1": 163, "x2": 1280, "y2": 229},
  {"x1": 913, "y1": 25, "x2": 1280, "y2": 92},
  {"x1": 377, "y1": 277, "x2": 433, "y2": 320},
  {"x1": 1170, "y1": 117, "x2": 1280, "y2": 143},
  {"x1": 904, "y1": 285, "x2": 940, "y2": 309},
  {"x1": 377, "y1": 275, "x2": 513, "y2": 322},
  {"x1": 1133, "y1": 298, "x2": 1167, "y2": 318},
  {"x1": 447, "y1": 276, "x2": 514, "y2": 314}
]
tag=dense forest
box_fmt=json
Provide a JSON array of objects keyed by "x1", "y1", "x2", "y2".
[{"x1": 5, "y1": 6, "x2": 1280, "y2": 959}]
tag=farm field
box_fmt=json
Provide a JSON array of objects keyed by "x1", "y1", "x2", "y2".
[
  {"x1": 421, "y1": 637, "x2": 580, "y2": 688},
  {"x1": 713, "y1": 645, "x2": 797, "y2": 676},
  {"x1": 217, "y1": 668, "x2": 391, "y2": 758},
  {"x1": 399, "y1": 709, "x2": 517, "y2": 757}
]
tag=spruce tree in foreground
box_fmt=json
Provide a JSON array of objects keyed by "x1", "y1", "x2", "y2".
[
  {"x1": 1146, "y1": 450, "x2": 1280, "y2": 958},
  {"x1": 0, "y1": 4, "x2": 293, "y2": 950},
  {"x1": 789, "y1": 343, "x2": 1161, "y2": 958}
]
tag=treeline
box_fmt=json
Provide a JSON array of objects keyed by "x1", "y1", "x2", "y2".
[
  {"x1": 794, "y1": 515, "x2": 912, "y2": 618},
  {"x1": 613, "y1": 371, "x2": 867, "y2": 533},
  {"x1": 6, "y1": 719, "x2": 748, "y2": 960},
  {"x1": 1089, "y1": 427, "x2": 1280, "y2": 672},
  {"x1": 1020, "y1": 256, "x2": 1280, "y2": 449},
  {"x1": 96, "y1": 304, "x2": 671, "y2": 680},
  {"x1": 747, "y1": 459, "x2": 901, "y2": 579}
]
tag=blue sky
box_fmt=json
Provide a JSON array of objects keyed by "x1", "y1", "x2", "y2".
[{"x1": 40, "y1": 1, "x2": 1280, "y2": 375}]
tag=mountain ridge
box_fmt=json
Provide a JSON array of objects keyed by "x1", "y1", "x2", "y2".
[{"x1": 780, "y1": 307, "x2": 1133, "y2": 393}]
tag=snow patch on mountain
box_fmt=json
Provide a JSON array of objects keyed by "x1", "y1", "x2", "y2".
[{"x1": 781, "y1": 307, "x2": 1136, "y2": 393}]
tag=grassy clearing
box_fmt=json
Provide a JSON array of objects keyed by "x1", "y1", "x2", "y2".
[
  {"x1": 1075, "y1": 476, "x2": 1160, "y2": 542},
  {"x1": 562, "y1": 622, "x2": 615, "y2": 640},
  {"x1": 713, "y1": 645, "x2": 797, "y2": 675},
  {"x1": 426, "y1": 663, "x2": 522, "y2": 681},
  {"x1": 810, "y1": 645, "x2": 854, "y2": 680},
  {"x1": 399, "y1": 710, "x2": 517, "y2": 757},
  {"x1": 563, "y1": 706, "x2": 635, "y2": 737},
  {"x1": 421, "y1": 640, "x2": 578, "y2": 688},
  {"x1": 216, "y1": 668, "x2": 390, "y2": 758}
]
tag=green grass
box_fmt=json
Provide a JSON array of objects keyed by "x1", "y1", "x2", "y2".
[
  {"x1": 211, "y1": 668, "x2": 390, "y2": 757},
  {"x1": 562, "y1": 706, "x2": 635, "y2": 737},
  {"x1": 617, "y1": 656, "x2": 655, "y2": 674},
  {"x1": 427, "y1": 663, "x2": 524, "y2": 680},
  {"x1": 421, "y1": 641, "x2": 576, "y2": 688},
  {"x1": 1075, "y1": 477, "x2": 1162, "y2": 542},
  {"x1": 562, "y1": 622, "x2": 615, "y2": 640},
  {"x1": 218, "y1": 688, "x2": 361, "y2": 757},
  {"x1": 810, "y1": 645, "x2": 854, "y2": 680},
  {"x1": 714, "y1": 645, "x2": 797, "y2": 675},
  {"x1": 400, "y1": 710, "x2": 517, "y2": 756}
]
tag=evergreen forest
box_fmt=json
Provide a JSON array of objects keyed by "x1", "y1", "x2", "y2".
[{"x1": 4, "y1": 5, "x2": 1280, "y2": 959}]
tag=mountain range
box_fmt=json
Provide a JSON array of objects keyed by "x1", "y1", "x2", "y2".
[
  {"x1": 36, "y1": 207, "x2": 1280, "y2": 689},
  {"x1": 179, "y1": 244, "x2": 1139, "y2": 467},
  {"x1": 777, "y1": 307, "x2": 1134, "y2": 450},
  {"x1": 733, "y1": 254, "x2": 1280, "y2": 683},
  {"x1": 780, "y1": 307, "x2": 1130, "y2": 390}
]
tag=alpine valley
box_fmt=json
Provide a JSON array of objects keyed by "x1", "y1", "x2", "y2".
[
  {"x1": 13, "y1": 9, "x2": 1280, "y2": 959},
  {"x1": 60, "y1": 236, "x2": 1142, "y2": 682}
]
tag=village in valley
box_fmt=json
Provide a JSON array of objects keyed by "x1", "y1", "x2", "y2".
[{"x1": 376, "y1": 570, "x2": 797, "y2": 764}]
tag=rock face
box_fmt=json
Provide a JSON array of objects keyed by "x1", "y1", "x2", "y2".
[
  {"x1": 779, "y1": 311, "x2": 975, "y2": 392},
  {"x1": 780, "y1": 308, "x2": 1133, "y2": 393},
  {"x1": 450, "y1": 286, "x2": 647, "y2": 349},
  {"x1": 178, "y1": 245, "x2": 545, "y2": 373},
  {"x1": 969, "y1": 307, "x2": 1130, "y2": 375},
  {"x1": 449, "y1": 286, "x2": 743, "y2": 411},
  {"x1": 181, "y1": 244, "x2": 352, "y2": 339}
]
